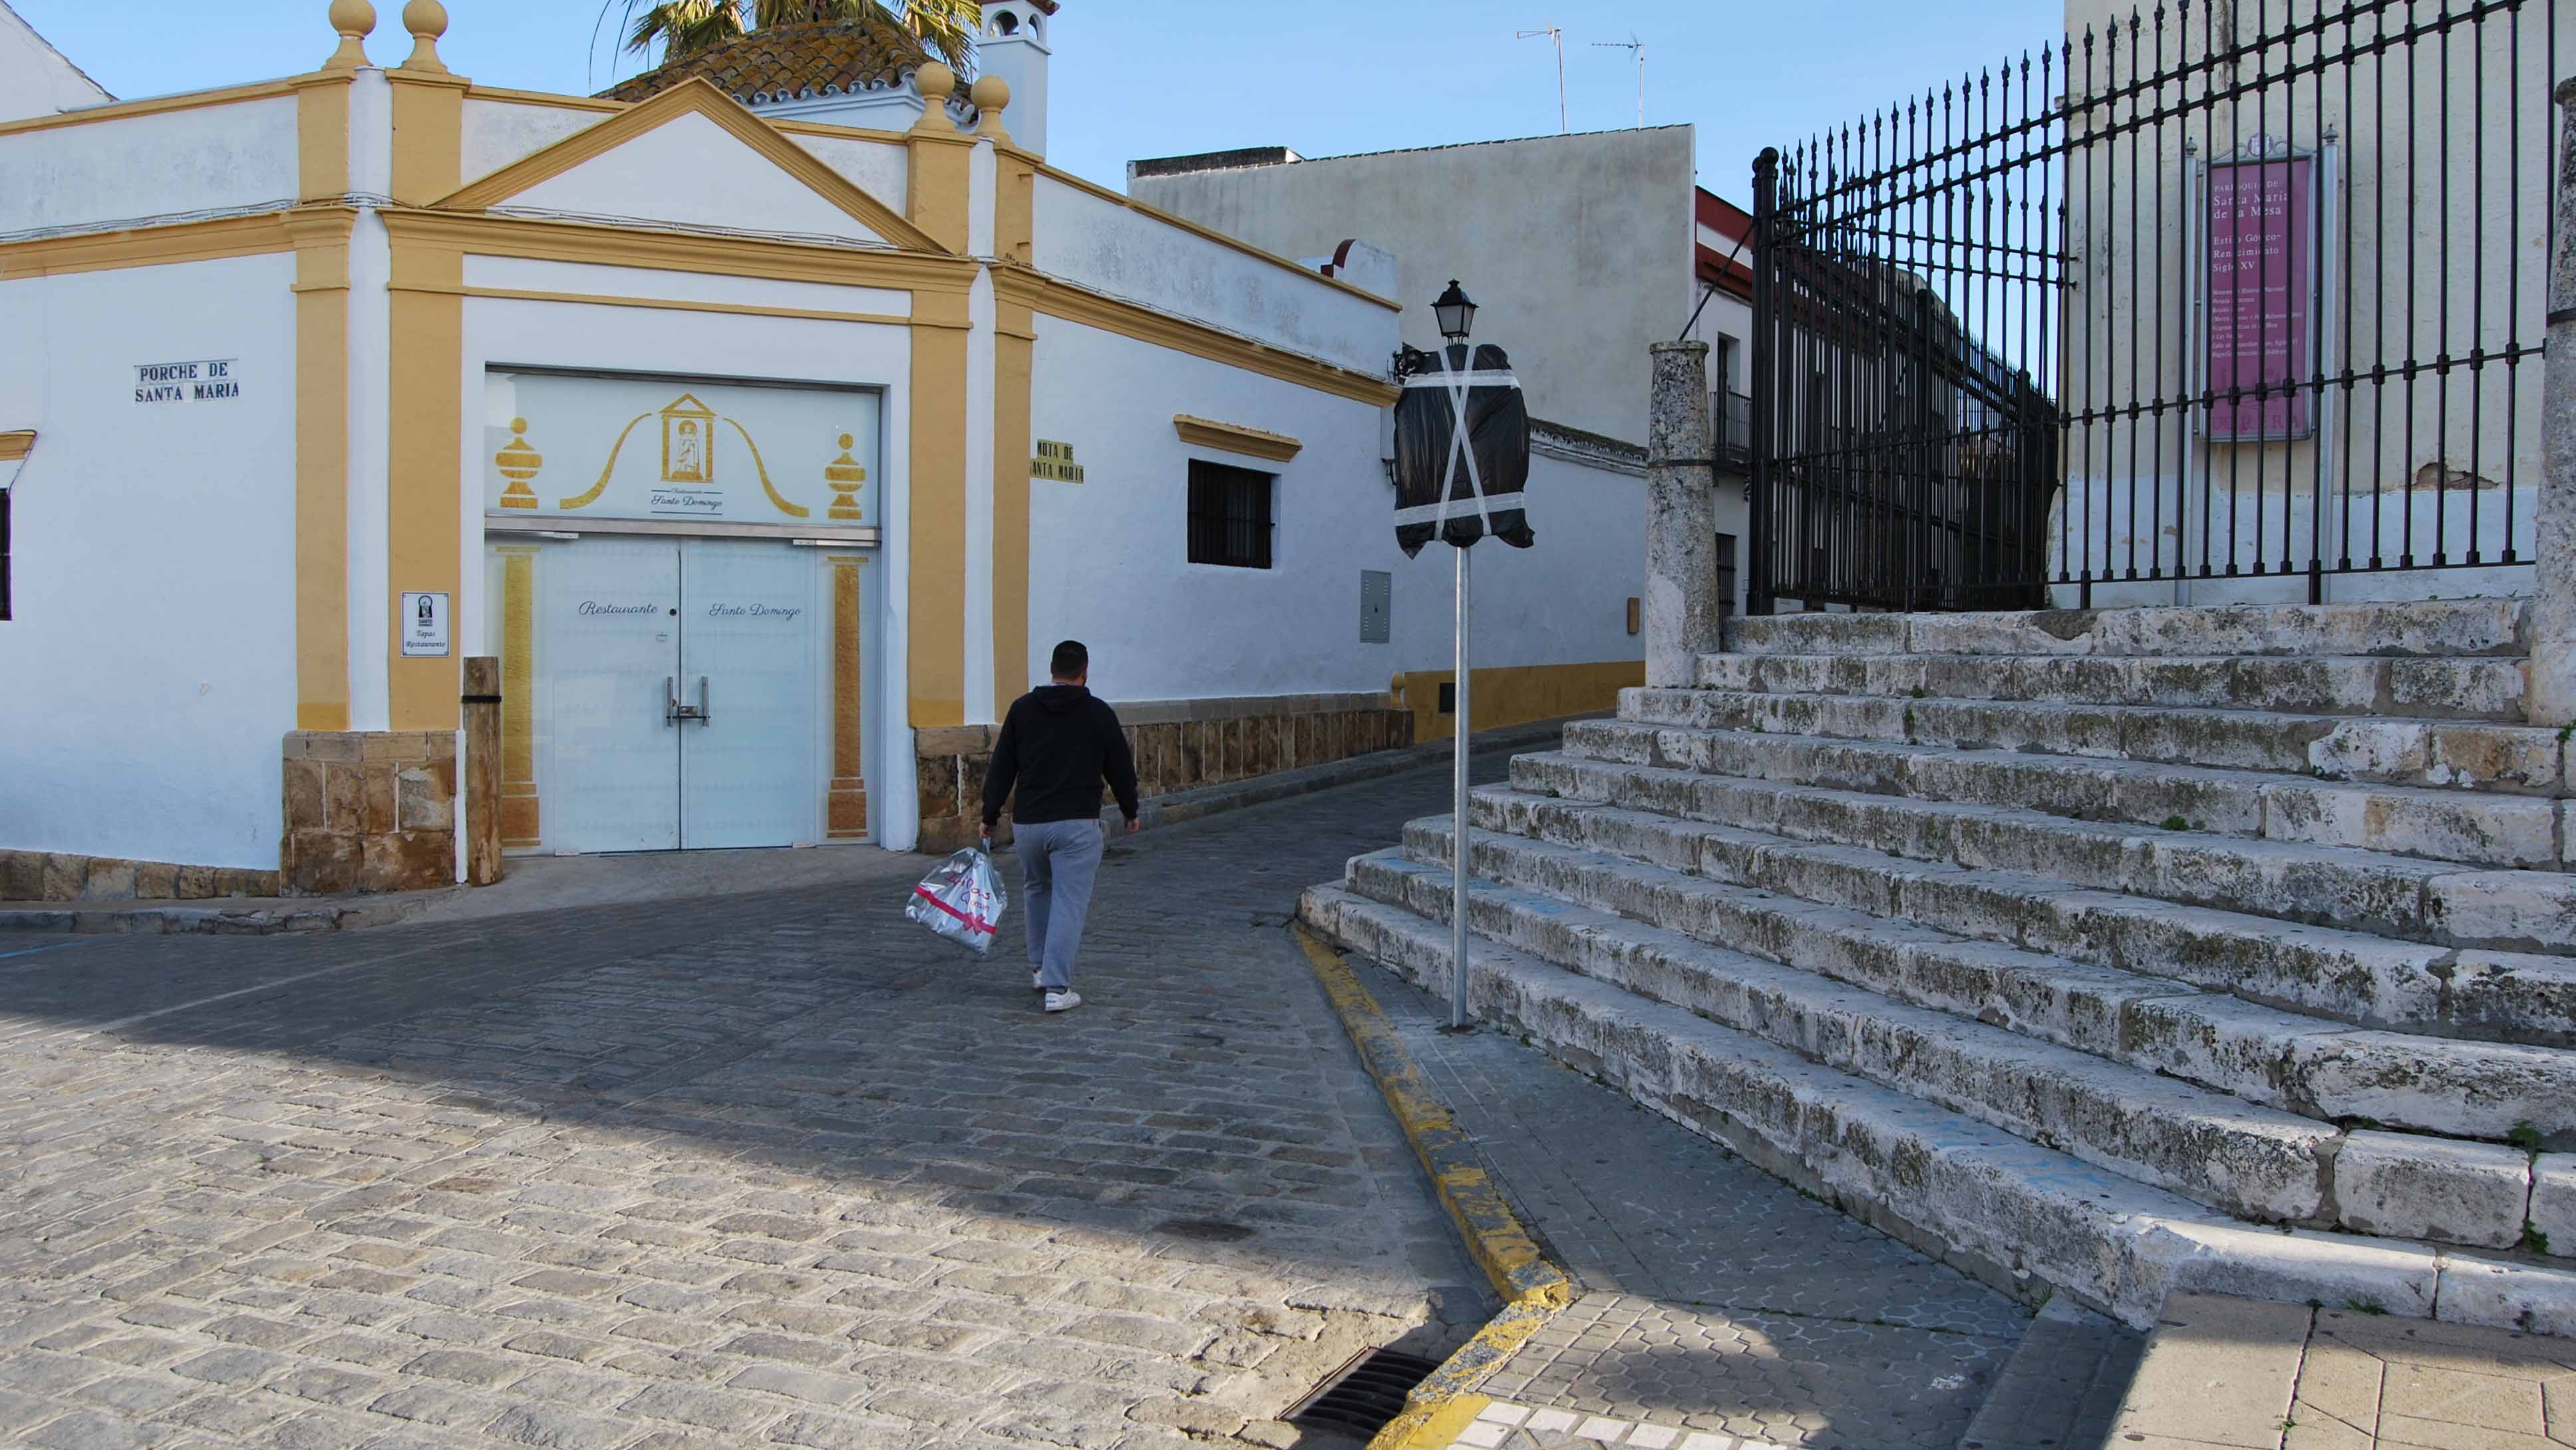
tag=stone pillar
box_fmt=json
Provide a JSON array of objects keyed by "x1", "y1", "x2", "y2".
[
  {"x1": 462, "y1": 656, "x2": 502, "y2": 887},
  {"x1": 1646, "y1": 341, "x2": 1722, "y2": 688},
  {"x1": 2533, "y1": 80, "x2": 2576, "y2": 726}
]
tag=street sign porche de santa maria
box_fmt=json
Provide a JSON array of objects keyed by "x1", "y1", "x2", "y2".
[{"x1": 1390, "y1": 331, "x2": 1533, "y2": 1032}]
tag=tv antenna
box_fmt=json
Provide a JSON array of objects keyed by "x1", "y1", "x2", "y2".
[
  {"x1": 1516, "y1": 23, "x2": 1567, "y2": 132},
  {"x1": 1594, "y1": 33, "x2": 1645, "y2": 128}
]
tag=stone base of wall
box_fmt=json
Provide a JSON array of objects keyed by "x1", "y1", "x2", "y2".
[
  {"x1": 280, "y1": 731, "x2": 458, "y2": 895},
  {"x1": 0, "y1": 850, "x2": 279, "y2": 903},
  {"x1": 913, "y1": 693, "x2": 1415, "y2": 853}
]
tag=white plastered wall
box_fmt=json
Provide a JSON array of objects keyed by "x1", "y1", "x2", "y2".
[
  {"x1": 504, "y1": 112, "x2": 891, "y2": 243},
  {"x1": 459, "y1": 98, "x2": 604, "y2": 184},
  {"x1": 0, "y1": 97, "x2": 298, "y2": 233},
  {"x1": 0, "y1": 1, "x2": 110, "y2": 122},
  {"x1": 0, "y1": 255, "x2": 300, "y2": 869},
  {"x1": 1025, "y1": 315, "x2": 1643, "y2": 704},
  {"x1": 1031, "y1": 175, "x2": 1392, "y2": 376},
  {"x1": 1130, "y1": 128, "x2": 1699, "y2": 444}
]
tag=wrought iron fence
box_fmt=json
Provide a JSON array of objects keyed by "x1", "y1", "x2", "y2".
[{"x1": 1747, "y1": 0, "x2": 2559, "y2": 614}]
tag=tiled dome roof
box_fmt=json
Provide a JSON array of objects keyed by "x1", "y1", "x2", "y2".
[{"x1": 601, "y1": 19, "x2": 938, "y2": 106}]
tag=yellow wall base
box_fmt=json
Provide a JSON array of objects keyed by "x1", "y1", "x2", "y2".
[{"x1": 1390, "y1": 658, "x2": 1643, "y2": 743}]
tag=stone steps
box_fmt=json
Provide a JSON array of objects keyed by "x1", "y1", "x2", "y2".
[
  {"x1": 1411, "y1": 805, "x2": 2576, "y2": 1139},
  {"x1": 1349, "y1": 841, "x2": 2533, "y2": 1238},
  {"x1": 1627, "y1": 686, "x2": 2563, "y2": 796},
  {"x1": 1697, "y1": 651, "x2": 2531, "y2": 724},
  {"x1": 1512, "y1": 751, "x2": 2576, "y2": 954},
  {"x1": 1466, "y1": 786, "x2": 2576, "y2": 1048},
  {"x1": 1298, "y1": 882, "x2": 2576, "y2": 1331},
  {"x1": 1720, "y1": 597, "x2": 2527, "y2": 660},
  {"x1": 1563, "y1": 718, "x2": 2565, "y2": 871},
  {"x1": 1308, "y1": 596, "x2": 2576, "y2": 1334}
]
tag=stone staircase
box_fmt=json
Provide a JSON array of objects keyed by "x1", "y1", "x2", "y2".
[{"x1": 1298, "y1": 598, "x2": 2576, "y2": 1330}]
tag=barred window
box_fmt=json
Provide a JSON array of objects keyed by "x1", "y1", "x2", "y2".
[{"x1": 1186, "y1": 460, "x2": 1273, "y2": 570}]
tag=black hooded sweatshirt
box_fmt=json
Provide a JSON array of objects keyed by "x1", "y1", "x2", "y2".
[{"x1": 981, "y1": 684, "x2": 1140, "y2": 829}]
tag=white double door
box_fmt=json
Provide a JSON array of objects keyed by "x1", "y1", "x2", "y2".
[{"x1": 540, "y1": 537, "x2": 827, "y2": 853}]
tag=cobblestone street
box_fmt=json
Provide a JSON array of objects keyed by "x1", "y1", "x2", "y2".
[{"x1": 0, "y1": 766, "x2": 1519, "y2": 1450}]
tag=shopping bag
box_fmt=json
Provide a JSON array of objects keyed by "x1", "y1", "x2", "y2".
[{"x1": 905, "y1": 848, "x2": 1008, "y2": 956}]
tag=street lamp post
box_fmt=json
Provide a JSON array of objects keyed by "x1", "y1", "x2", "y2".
[{"x1": 1436, "y1": 281, "x2": 1476, "y2": 1033}]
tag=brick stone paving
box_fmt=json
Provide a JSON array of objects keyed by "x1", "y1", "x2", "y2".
[
  {"x1": 1362, "y1": 954, "x2": 2052, "y2": 1450},
  {"x1": 0, "y1": 762, "x2": 1531, "y2": 1450}
]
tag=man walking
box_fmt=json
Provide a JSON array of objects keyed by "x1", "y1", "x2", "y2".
[{"x1": 981, "y1": 640, "x2": 1140, "y2": 1014}]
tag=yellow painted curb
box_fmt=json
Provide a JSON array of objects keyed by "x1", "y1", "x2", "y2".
[{"x1": 1293, "y1": 924, "x2": 1574, "y2": 1450}]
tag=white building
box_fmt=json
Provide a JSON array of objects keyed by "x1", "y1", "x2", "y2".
[
  {"x1": 0, "y1": 0, "x2": 108, "y2": 124},
  {"x1": 0, "y1": 0, "x2": 1645, "y2": 901},
  {"x1": 1132, "y1": 129, "x2": 1759, "y2": 620}
]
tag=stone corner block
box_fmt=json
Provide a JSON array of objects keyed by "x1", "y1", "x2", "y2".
[
  {"x1": 2525, "y1": 1153, "x2": 2576, "y2": 1258},
  {"x1": 2331, "y1": 1131, "x2": 2530, "y2": 1249},
  {"x1": 915, "y1": 724, "x2": 999, "y2": 758}
]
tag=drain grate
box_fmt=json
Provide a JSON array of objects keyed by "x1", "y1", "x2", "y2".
[{"x1": 1283, "y1": 1345, "x2": 1445, "y2": 1439}]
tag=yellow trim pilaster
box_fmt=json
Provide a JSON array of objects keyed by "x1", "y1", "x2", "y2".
[
  {"x1": 990, "y1": 147, "x2": 1037, "y2": 704},
  {"x1": 993, "y1": 301, "x2": 1034, "y2": 704},
  {"x1": 387, "y1": 232, "x2": 464, "y2": 731},
  {"x1": 387, "y1": 71, "x2": 468, "y2": 208},
  {"x1": 384, "y1": 45, "x2": 468, "y2": 732},
  {"x1": 293, "y1": 71, "x2": 353, "y2": 203},
  {"x1": 905, "y1": 67, "x2": 975, "y2": 256},
  {"x1": 498, "y1": 545, "x2": 541, "y2": 846},
  {"x1": 289, "y1": 73, "x2": 357, "y2": 732},
  {"x1": 996, "y1": 145, "x2": 1036, "y2": 268},
  {"x1": 907, "y1": 286, "x2": 971, "y2": 729},
  {"x1": 286, "y1": 207, "x2": 357, "y2": 732},
  {"x1": 827, "y1": 555, "x2": 870, "y2": 839}
]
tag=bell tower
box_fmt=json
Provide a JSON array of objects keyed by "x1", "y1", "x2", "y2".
[{"x1": 977, "y1": 1, "x2": 1053, "y2": 157}]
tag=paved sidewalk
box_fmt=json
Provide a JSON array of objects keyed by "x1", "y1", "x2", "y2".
[
  {"x1": 2112, "y1": 1292, "x2": 2576, "y2": 1450},
  {"x1": 1353, "y1": 950, "x2": 2134, "y2": 1450},
  {"x1": 0, "y1": 760, "x2": 1537, "y2": 1450}
]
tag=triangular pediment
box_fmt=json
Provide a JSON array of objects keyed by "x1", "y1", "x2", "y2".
[{"x1": 438, "y1": 78, "x2": 942, "y2": 254}]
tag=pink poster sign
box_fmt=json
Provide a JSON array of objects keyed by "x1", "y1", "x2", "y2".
[{"x1": 2205, "y1": 154, "x2": 2316, "y2": 440}]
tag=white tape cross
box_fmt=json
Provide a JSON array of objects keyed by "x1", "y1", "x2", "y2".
[{"x1": 1402, "y1": 357, "x2": 1522, "y2": 541}]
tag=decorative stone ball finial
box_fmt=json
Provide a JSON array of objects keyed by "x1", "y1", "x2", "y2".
[
  {"x1": 399, "y1": 0, "x2": 449, "y2": 73},
  {"x1": 970, "y1": 74, "x2": 1011, "y2": 139},
  {"x1": 325, "y1": 0, "x2": 376, "y2": 69},
  {"x1": 911, "y1": 61, "x2": 959, "y2": 132}
]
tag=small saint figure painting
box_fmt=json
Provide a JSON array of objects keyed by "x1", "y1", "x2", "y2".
[{"x1": 659, "y1": 394, "x2": 717, "y2": 484}]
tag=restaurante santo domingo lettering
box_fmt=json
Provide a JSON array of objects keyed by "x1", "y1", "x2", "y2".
[{"x1": 133, "y1": 359, "x2": 243, "y2": 404}]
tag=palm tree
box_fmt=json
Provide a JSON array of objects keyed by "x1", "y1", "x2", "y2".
[{"x1": 603, "y1": 0, "x2": 978, "y2": 71}]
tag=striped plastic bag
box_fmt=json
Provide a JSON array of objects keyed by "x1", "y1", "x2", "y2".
[{"x1": 905, "y1": 848, "x2": 1007, "y2": 956}]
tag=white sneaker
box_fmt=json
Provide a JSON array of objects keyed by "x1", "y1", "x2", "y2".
[
  {"x1": 1032, "y1": 970, "x2": 1045, "y2": 990},
  {"x1": 1044, "y1": 989, "x2": 1082, "y2": 1014}
]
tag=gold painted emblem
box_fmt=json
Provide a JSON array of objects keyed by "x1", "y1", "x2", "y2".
[
  {"x1": 494, "y1": 418, "x2": 544, "y2": 509},
  {"x1": 554, "y1": 393, "x2": 811, "y2": 517},
  {"x1": 826, "y1": 433, "x2": 868, "y2": 520},
  {"x1": 660, "y1": 394, "x2": 717, "y2": 483}
]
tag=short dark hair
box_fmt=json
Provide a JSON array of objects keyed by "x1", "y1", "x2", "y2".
[{"x1": 1049, "y1": 640, "x2": 1089, "y2": 679}]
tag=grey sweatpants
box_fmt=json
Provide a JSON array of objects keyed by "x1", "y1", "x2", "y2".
[{"x1": 1015, "y1": 817, "x2": 1104, "y2": 991}]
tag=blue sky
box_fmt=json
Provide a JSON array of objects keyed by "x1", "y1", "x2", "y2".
[{"x1": 18, "y1": 1, "x2": 2063, "y2": 205}]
